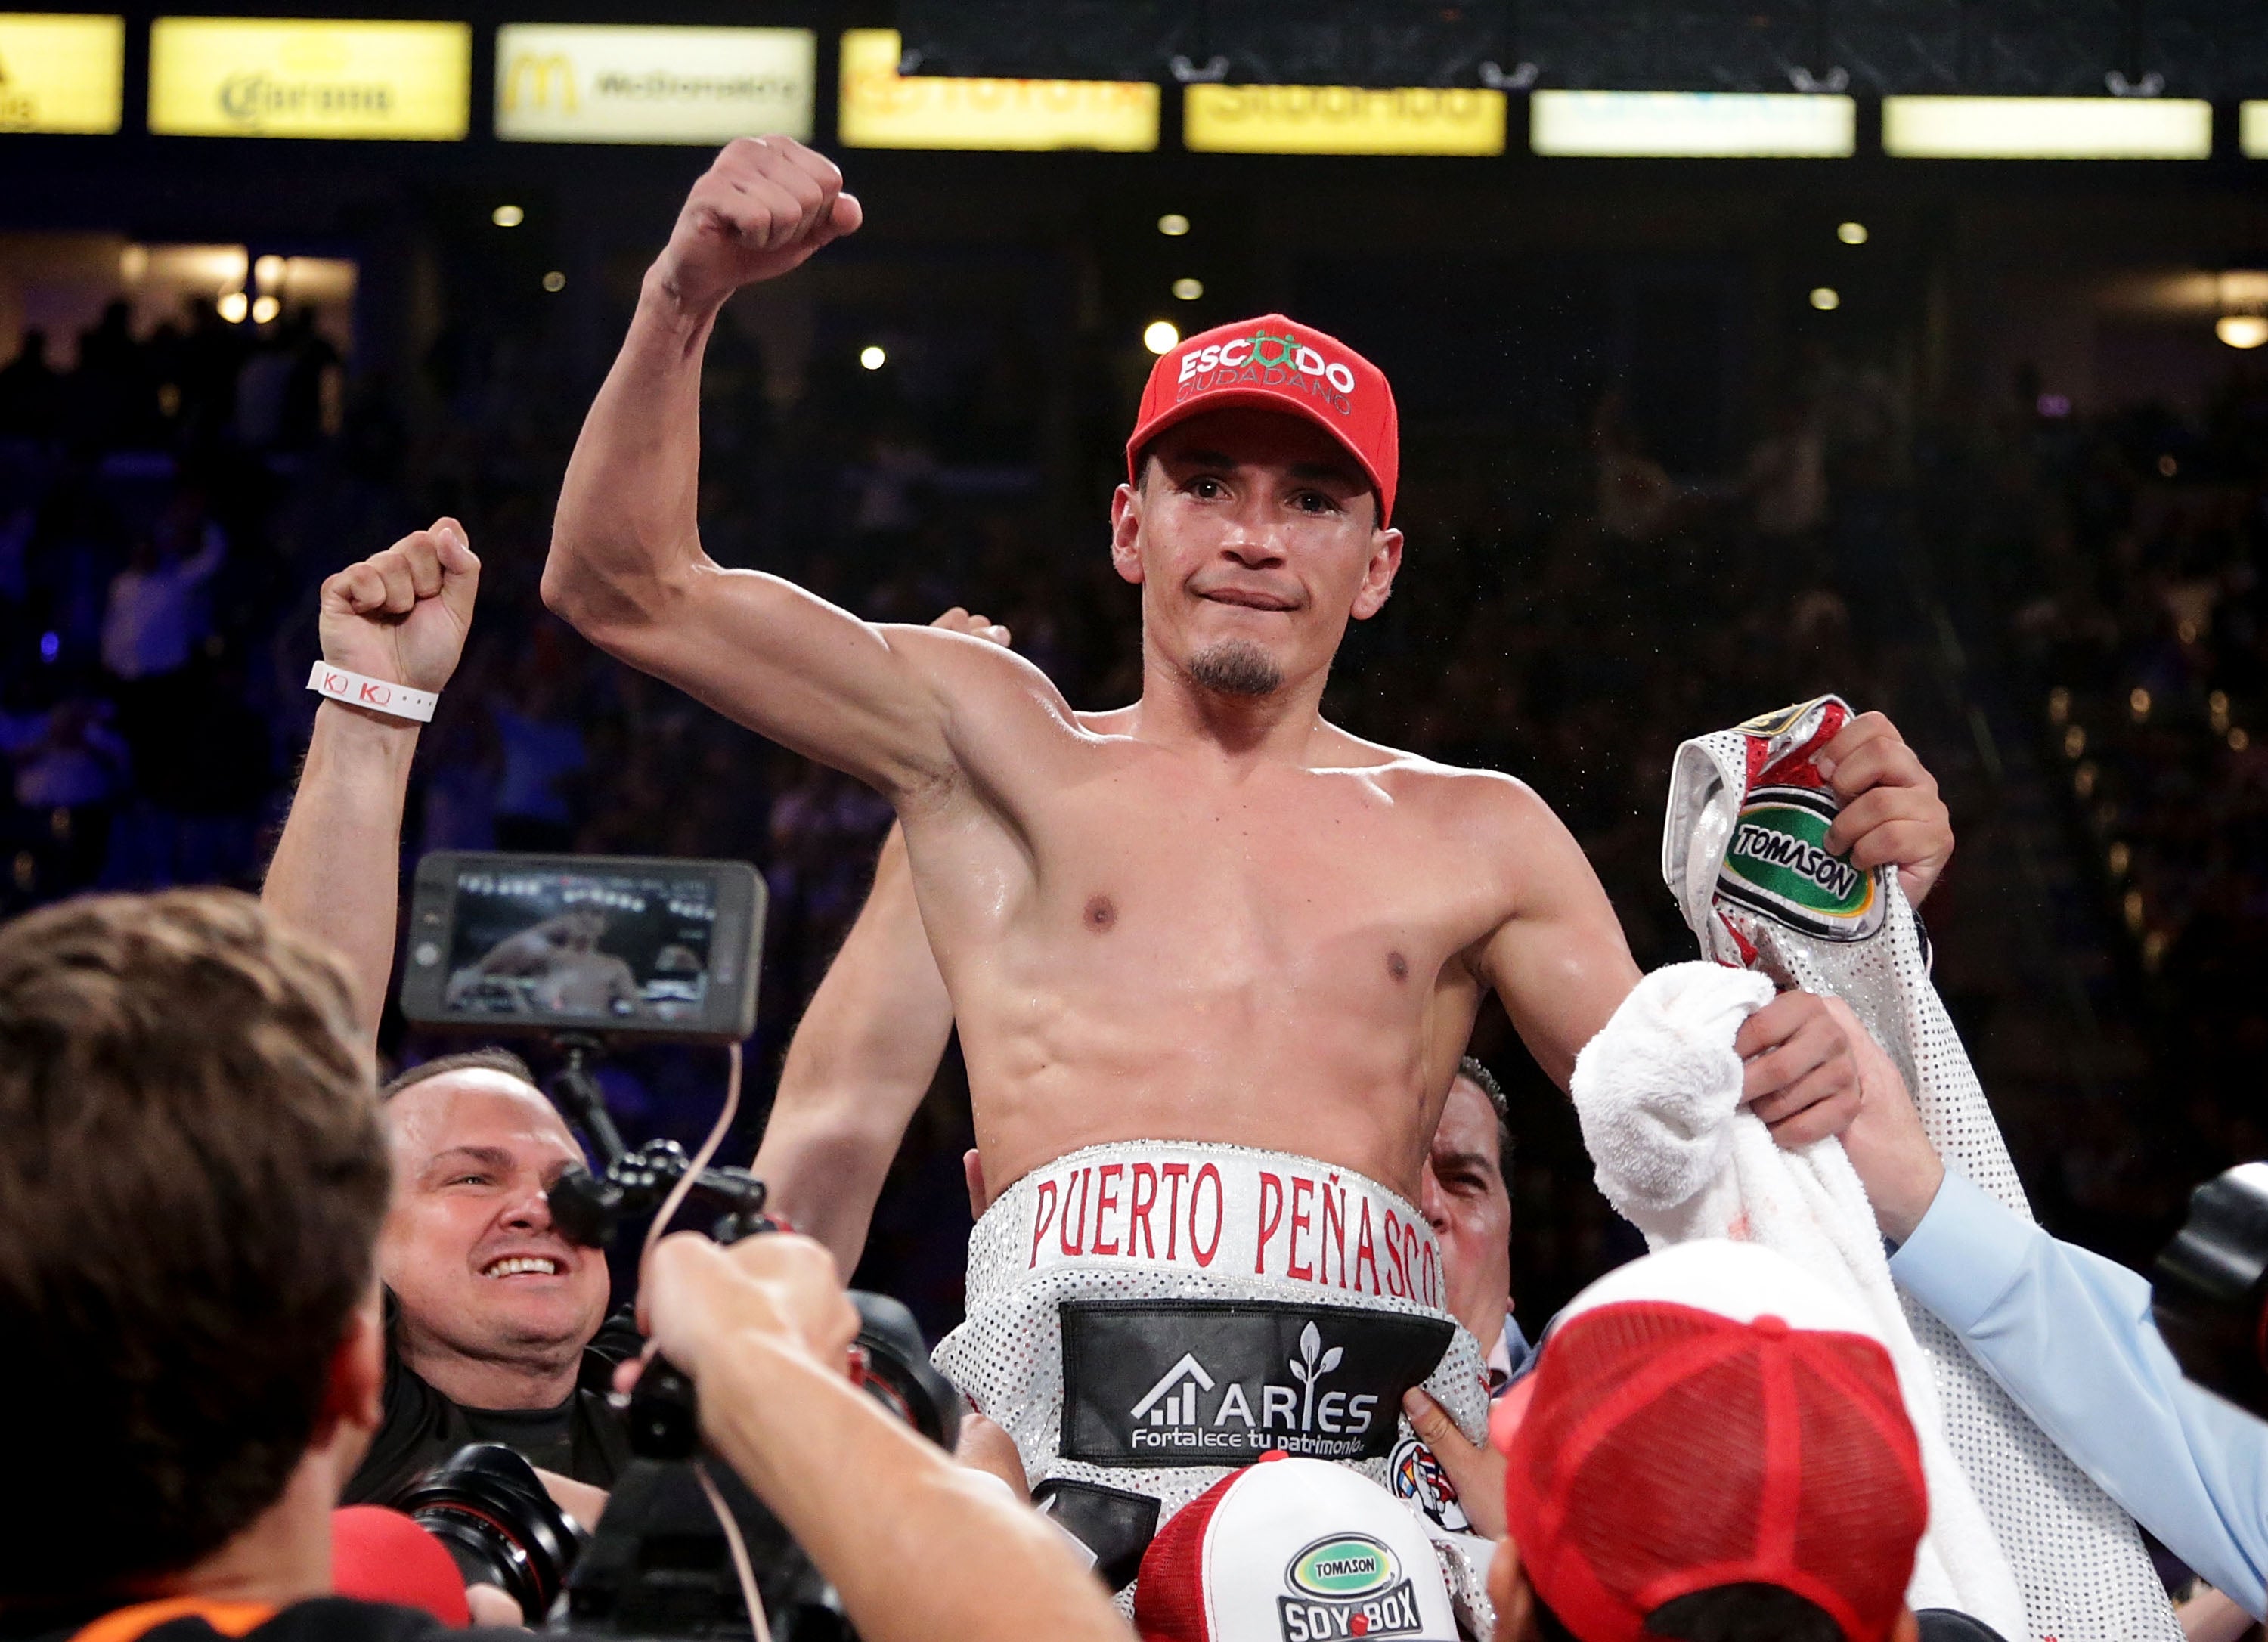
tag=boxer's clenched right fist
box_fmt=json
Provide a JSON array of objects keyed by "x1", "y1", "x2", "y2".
[{"x1": 653, "y1": 136, "x2": 862, "y2": 311}]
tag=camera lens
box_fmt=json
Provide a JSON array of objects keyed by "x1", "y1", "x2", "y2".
[
  {"x1": 2152, "y1": 1162, "x2": 2268, "y2": 1421},
  {"x1": 392, "y1": 1443, "x2": 587, "y2": 1622},
  {"x1": 852, "y1": 1290, "x2": 962, "y2": 1450}
]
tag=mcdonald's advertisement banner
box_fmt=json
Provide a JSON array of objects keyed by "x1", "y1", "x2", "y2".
[
  {"x1": 495, "y1": 23, "x2": 814, "y2": 144},
  {"x1": 150, "y1": 17, "x2": 469, "y2": 139}
]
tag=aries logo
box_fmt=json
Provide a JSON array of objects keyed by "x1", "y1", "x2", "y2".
[
  {"x1": 1718, "y1": 785, "x2": 1885, "y2": 943},
  {"x1": 1060, "y1": 1300, "x2": 1452, "y2": 1467},
  {"x1": 1278, "y1": 1535, "x2": 1423, "y2": 1642}
]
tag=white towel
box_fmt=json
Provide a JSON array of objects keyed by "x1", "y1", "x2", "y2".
[{"x1": 1572, "y1": 962, "x2": 2028, "y2": 1639}]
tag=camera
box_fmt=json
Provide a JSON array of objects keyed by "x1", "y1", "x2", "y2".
[
  {"x1": 2153, "y1": 1161, "x2": 2268, "y2": 1421},
  {"x1": 401, "y1": 852, "x2": 766, "y2": 1045},
  {"x1": 390, "y1": 851, "x2": 964, "y2": 1638},
  {"x1": 392, "y1": 1444, "x2": 589, "y2": 1623}
]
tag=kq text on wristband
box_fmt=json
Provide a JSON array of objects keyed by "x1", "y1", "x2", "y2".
[{"x1": 308, "y1": 661, "x2": 438, "y2": 723}]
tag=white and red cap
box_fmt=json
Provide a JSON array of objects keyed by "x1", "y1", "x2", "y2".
[
  {"x1": 1489, "y1": 1241, "x2": 1928, "y2": 1642},
  {"x1": 1135, "y1": 1452, "x2": 1458, "y2": 1642},
  {"x1": 1126, "y1": 314, "x2": 1401, "y2": 525}
]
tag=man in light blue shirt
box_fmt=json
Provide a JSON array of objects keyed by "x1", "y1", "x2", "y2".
[{"x1": 1833, "y1": 999, "x2": 2268, "y2": 1619}]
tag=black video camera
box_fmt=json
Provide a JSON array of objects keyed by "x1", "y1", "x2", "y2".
[{"x1": 2154, "y1": 1163, "x2": 2268, "y2": 1422}]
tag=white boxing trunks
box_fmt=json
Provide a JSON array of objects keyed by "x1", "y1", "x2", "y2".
[{"x1": 934, "y1": 1140, "x2": 1492, "y2": 1589}]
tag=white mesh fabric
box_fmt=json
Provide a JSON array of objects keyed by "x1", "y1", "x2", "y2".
[
  {"x1": 1664, "y1": 702, "x2": 2182, "y2": 1642},
  {"x1": 934, "y1": 1141, "x2": 1492, "y2": 1559}
]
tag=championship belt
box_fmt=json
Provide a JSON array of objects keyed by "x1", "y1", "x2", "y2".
[{"x1": 1665, "y1": 695, "x2": 2183, "y2": 1642}]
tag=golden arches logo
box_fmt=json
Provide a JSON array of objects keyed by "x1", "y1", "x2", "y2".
[{"x1": 503, "y1": 52, "x2": 575, "y2": 113}]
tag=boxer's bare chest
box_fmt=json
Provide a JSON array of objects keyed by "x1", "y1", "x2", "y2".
[{"x1": 912, "y1": 739, "x2": 1522, "y2": 1192}]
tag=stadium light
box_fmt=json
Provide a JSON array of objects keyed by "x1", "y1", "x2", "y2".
[
  {"x1": 1837, "y1": 221, "x2": 1867, "y2": 245},
  {"x1": 492, "y1": 203, "x2": 525, "y2": 227},
  {"x1": 2218, "y1": 272, "x2": 2268, "y2": 349},
  {"x1": 1530, "y1": 91, "x2": 1854, "y2": 158},
  {"x1": 1810, "y1": 287, "x2": 1840, "y2": 311},
  {"x1": 1882, "y1": 96, "x2": 2211, "y2": 160},
  {"x1": 1158, "y1": 213, "x2": 1190, "y2": 237},
  {"x1": 541, "y1": 271, "x2": 565, "y2": 293},
  {"x1": 860, "y1": 345, "x2": 887, "y2": 370},
  {"x1": 1143, "y1": 320, "x2": 1179, "y2": 355},
  {"x1": 1172, "y1": 277, "x2": 1203, "y2": 301},
  {"x1": 250, "y1": 295, "x2": 279, "y2": 324},
  {"x1": 217, "y1": 291, "x2": 248, "y2": 324}
]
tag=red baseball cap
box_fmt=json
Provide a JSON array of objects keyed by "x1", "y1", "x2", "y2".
[
  {"x1": 1492, "y1": 1242, "x2": 1927, "y2": 1642},
  {"x1": 1126, "y1": 314, "x2": 1400, "y2": 525},
  {"x1": 332, "y1": 1505, "x2": 472, "y2": 1625}
]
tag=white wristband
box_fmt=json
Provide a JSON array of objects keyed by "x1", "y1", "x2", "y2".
[{"x1": 308, "y1": 661, "x2": 438, "y2": 723}]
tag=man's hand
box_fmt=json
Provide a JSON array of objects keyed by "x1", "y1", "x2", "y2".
[
  {"x1": 1737, "y1": 990, "x2": 1858, "y2": 1148},
  {"x1": 1817, "y1": 711, "x2": 1954, "y2": 906},
  {"x1": 653, "y1": 137, "x2": 862, "y2": 313},
  {"x1": 1399, "y1": 1389, "x2": 1506, "y2": 1540},
  {"x1": 318, "y1": 518, "x2": 479, "y2": 696},
  {"x1": 1820, "y1": 994, "x2": 1946, "y2": 1242},
  {"x1": 637, "y1": 1231, "x2": 860, "y2": 1390},
  {"x1": 932, "y1": 607, "x2": 1011, "y2": 646}
]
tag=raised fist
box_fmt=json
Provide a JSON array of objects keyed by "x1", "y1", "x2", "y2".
[
  {"x1": 318, "y1": 518, "x2": 479, "y2": 699},
  {"x1": 652, "y1": 136, "x2": 862, "y2": 312}
]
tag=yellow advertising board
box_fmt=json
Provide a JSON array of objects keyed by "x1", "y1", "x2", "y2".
[
  {"x1": 838, "y1": 27, "x2": 1156, "y2": 151},
  {"x1": 495, "y1": 24, "x2": 814, "y2": 144},
  {"x1": 0, "y1": 13, "x2": 123, "y2": 133},
  {"x1": 150, "y1": 17, "x2": 469, "y2": 140},
  {"x1": 1882, "y1": 96, "x2": 2211, "y2": 160},
  {"x1": 1530, "y1": 91, "x2": 1854, "y2": 157},
  {"x1": 1185, "y1": 84, "x2": 1504, "y2": 156}
]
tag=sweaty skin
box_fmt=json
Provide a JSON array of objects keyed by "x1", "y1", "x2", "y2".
[{"x1": 554, "y1": 138, "x2": 1942, "y2": 1210}]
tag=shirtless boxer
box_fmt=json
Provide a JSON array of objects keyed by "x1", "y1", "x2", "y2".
[{"x1": 544, "y1": 136, "x2": 1953, "y2": 1561}]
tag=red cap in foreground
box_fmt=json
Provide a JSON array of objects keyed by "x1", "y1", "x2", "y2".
[
  {"x1": 332, "y1": 1505, "x2": 471, "y2": 1627},
  {"x1": 1494, "y1": 1246, "x2": 1927, "y2": 1642},
  {"x1": 1126, "y1": 314, "x2": 1400, "y2": 525}
]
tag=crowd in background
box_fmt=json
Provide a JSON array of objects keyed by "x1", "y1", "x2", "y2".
[{"x1": 0, "y1": 282, "x2": 2259, "y2": 1340}]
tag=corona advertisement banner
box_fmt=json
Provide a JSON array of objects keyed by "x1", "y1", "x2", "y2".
[
  {"x1": 495, "y1": 24, "x2": 814, "y2": 144},
  {"x1": 0, "y1": 13, "x2": 123, "y2": 133},
  {"x1": 1184, "y1": 84, "x2": 1505, "y2": 156},
  {"x1": 838, "y1": 28, "x2": 1157, "y2": 152},
  {"x1": 150, "y1": 17, "x2": 470, "y2": 140}
]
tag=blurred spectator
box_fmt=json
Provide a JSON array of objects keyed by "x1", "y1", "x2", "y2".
[{"x1": 0, "y1": 327, "x2": 62, "y2": 438}]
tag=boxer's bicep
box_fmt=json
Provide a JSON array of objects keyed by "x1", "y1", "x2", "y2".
[
  {"x1": 756, "y1": 825, "x2": 955, "y2": 1270},
  {"x1": 575, "y1": 560, "x2": 961, "y2": 796},
  {"x1": 1474, "y1": 801, "x2": 1641, "y2": 1091}
]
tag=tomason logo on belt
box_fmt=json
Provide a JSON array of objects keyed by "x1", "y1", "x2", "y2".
[
  {"x1": 1278, "y1": 1533, "x2": 1424, "y2": 1642},
  {"x1": 1717, "y1": 784, "x2": 1885, "y2": 943},
  {"x1": 1060, "y1": 1301, "x2": 1453, "y2": 1467}
]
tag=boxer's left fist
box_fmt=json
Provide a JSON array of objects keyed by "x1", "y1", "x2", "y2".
[
  {"x1": 1737, "y1": 990, "x2": 1857, "y2": 1148},
  {"x1": 1817, "y1": 711, "x2": 1954, "y2": 906}
]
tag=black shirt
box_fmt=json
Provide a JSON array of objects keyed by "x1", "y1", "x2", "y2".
[{"x1": 341, "y1": 1304, "x2": 636, "y2": 1505}]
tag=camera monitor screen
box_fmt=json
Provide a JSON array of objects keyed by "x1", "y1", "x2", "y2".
[{"x1": 401, "y1": 852, "x2": 765, "y2": 1043}]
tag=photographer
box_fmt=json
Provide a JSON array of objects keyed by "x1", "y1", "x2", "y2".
[
  {"x1": 0, "y1": 886, "x2": 1129, "y2": 1642},
  {"x1": 0, "y1": 888, "x2": 516, "y2": 1642},
  {"x1": 1831, "y1": 997, "x2": 2268, "y2": 1621},
  {"x1": 261, "y1": 521, "x2": 627, "y2": 1504}
]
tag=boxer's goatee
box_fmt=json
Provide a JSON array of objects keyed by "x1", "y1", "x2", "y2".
[{"x1": 1186, "y1": 641, "x2": 1283, "y2": 698}]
